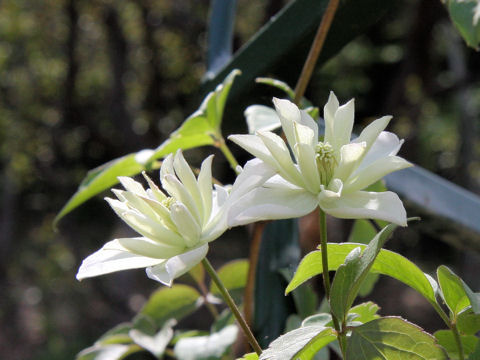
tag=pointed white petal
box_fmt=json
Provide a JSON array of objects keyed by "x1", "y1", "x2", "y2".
[
  {"x1": 136, "y1": 195, "x2": 177, "y2": 231},
  {"x1": 113, "y1": 189, "x2": 161, "y2": 222},
  {"x1": 245, "y1": 105, "x2": 281, "y2": 134},
  {"x1": 358, "y1": 131, "x2": 404, "y2": 171},
  {"x1": 299, "y1": 110, "x2": 319, "y2": 142},
  {"x1": 173, "y1": 151, "x2": 203, "y2": 220},
  {"x1": 295, "y1": 142, "x2": 320, "y2": 193},
  {"x1": 272, "y1": 98, "x2": 300, "y2": 150},
  {"x1": 319, "y1": 190, "x2": 407, "y2": 226},
  {"x1": 323, "y1": 91, "x2": 339, "y2": 144},
  {"x1": 197, "y1": 155, "x2": 214, "y2": 224},
  {"x1": 76, "y1": 239, "x2": 162, "y2": 280},
  {"x1": 142, "y1": 172, "x2": 167, "y2": 202},
  {"x1": 344, "y1": 156, "x2": 413, "y2": 193},
  {"x1": 163, "y1": 174, "x2": 202, "y2": 224},
  {"x1": 257, "y1": 131, "x2": 304, "y2": 187},
  {"x1": 332, "y1": 98, "x2": 355, "y2": 153},
  {"x1": 228, "y1": 134, "x2": 280, "y2": 170},
  {"x1": 118, "y1": 177, "x2": 147, "y2": 197},
  {"x1": 146, "y1": 245, "x2": 209, "y2": 286},
  {"x1": 118, "y1": 237, "x2": 184, "y2": 259},
  {"x1": 333, "y1": 142, "x2": 367, "y2": 182},
  {"x1": 105, "y1": 197, "x2": 129, "y2": 218},
  {"x1": 353, "y1": 116, "x2": 392, "y2": 153},
  {"x1": 170, "y1": 203, "x2": 202, "y2": 247},
  {"x1": 160, "y1": 154, "x2": 175, "y2": 182},
  {"x1": 293, "y1": 120, "x2": 315, "y2": 148},
  {"x1": 228, "y1": 186, "x2": 317, "y2": 226}
]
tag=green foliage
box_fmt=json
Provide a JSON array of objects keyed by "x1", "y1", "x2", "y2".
[
  {"x1": 129, "y1": 319, "x2": 175, "y2": 358},
  {"x1": 347, "y1": 317, "x2": 447, "y2": 359},
  {"x1": 457, "y1": 309, "x2": 480, "y2": 335},
  {"x1": 209, "y1": 259, "x2": 249, "y2": 304},
  {"x1": 259, "y1": 326, "x2": 336, "y2": 360},
  {"x1": 141, "y1": 285, "x2": 203, "y2": 327},
  {"x1": 348, "y1": 302, "x2": 381, "y2": 324},
  {"x1": 287, "y1": 243, "x2": 437, "y2": 306},
  {"x1": 446, "y1": 0, "x2": 480, "y2": 49},
  {"x1": 435, "y1": 330, "x2": 478, "y2": 360},
  {"x1": 330, "y1": 223, "x2": 397, "y2": 323}
]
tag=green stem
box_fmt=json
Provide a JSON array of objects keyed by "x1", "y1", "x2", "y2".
[
  {"x1": 202, "y1": 258, "x2": 262, "y2": 355},
  {"x1": 319, "y1": 210, "x2": 345, "y2": 357},
  {"x1": 217, "y1": 136, "x2": 240, "y2": 174},
  {"x1": 431, "y1": 302, "x2": 464, "y2": 360},
  {"x1": 293, "y1": 0, "x2": 340, "y2": 104}
]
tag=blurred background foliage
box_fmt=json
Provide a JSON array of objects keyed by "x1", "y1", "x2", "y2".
[{"x1": 0, "y1": 0, "x2": 479, "y2": 359}]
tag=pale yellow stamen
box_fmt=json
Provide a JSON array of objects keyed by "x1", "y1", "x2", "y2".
[{"x1": 315, "y1": 142, "x2": 336, "y2": 185}]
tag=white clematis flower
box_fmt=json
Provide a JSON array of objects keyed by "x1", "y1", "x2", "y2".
[
  {"x1": 228, "y1": 92, "x2": 412, "y2": 227},
  {"x1": 76, "y1": 150, "x2": 273, "y2": 286}
]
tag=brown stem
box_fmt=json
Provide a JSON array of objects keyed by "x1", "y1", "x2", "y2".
[{"x1": 293, "y1": 0, "x2": 340, "y2": 104}]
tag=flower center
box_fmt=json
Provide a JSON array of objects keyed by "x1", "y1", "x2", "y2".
[
  {"x1": 161, "y1": 197, "x2": 176, "y2": 210},
  {"x1": 315, "y1": 142, "x2": 336, "y2": 185}
]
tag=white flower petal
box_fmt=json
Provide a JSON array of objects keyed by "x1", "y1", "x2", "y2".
[
  {"x1": 76, "y1": 239, "x2": 163, "y2": 280},
  {"x1": 295, "y1": 142, "x2": 320, "y2": 193},
  {"x1": 142, "y1": 172, "x2": 167, "y2": 201},
  {"x1": 173, "y1": 151, "x2": 203, "y2": 220},
  {"x1": 118, "y1": 237, "x2": 184, "y2": 259},
  {"x1": 146, "y1": 245, "x2": 209, "y2": 286},
  {"x1": 319, "y1": 190, "x2": 407, "y2": 226},
  {"x1": 272, "y1": 97, "x2": 300, "y2": 150},
  {"x1": 245, "y1": 105, "x2": 281, "y2": 134},
  {"x1": 112, "y1": 189, "x2": 161, "y2": 222},
  {"x1": 299, "y1": 110, "x2": 319, "y2": 142},
  {"x1": 118, "y1": 177, "x2": 147, "y2": 197},
  {"x1": 358, "y1": 131, "x2": 404, "y2": 171},
  {"x1": 345, "y1": 156, "x2": 413, "y2": 193},
  {"x1": 332, "y1": 98, "x2": 355, "y2": 153},
  {"x1": 170, "y1": 203, "x2": 202, "y2": 247},
  {"x1": 228, "y1": 186, "x2": 317, "y2": 226},
  {"x1": 324, "y1": 91, "x2": 339, "y2": 144},
  {"x1": 197, "y1": 155, "x2": 214, "y2": 224},
  {"x1": 293, "y1": 120, "x2": 315, "y2": 148},
  {"x1": 163, "y1": 174, "x2": 202, "y2": 224},
  {"x1": 228, "y1": 134, "x2": 280, "y2": 170},
  {"x1": 333, "y1": 142, "x2": 367, "y2": 182},
  {"x1": 353, "y1": 115, "x2": 392, "y2": 153},
  {"x1": 257, "y1": 131, "x2": 305, "y2": 187}
]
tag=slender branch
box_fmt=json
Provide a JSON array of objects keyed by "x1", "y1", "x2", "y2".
[
  {"x1": 216, "y1": 136, "x2": 240, "y2": 174},
  {"x1": 293, "y1": 0, "x2": 340, "y2": 104},
  {"x1": 319, "y1": 210, "x2": 331, "y2": 298},
  {"x1": 202, "y1": 258, "x2": 262, "y2": 355}
]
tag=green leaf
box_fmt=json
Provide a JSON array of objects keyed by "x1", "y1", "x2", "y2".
[
  {"x1": 141, "y1": 285, "x2": 202, "y2": 327},
  {"x1": 437, "y1": 265, "x2": 480, "y2": 318},
  {"x1": 348, "y1": 302, "x2": 381, "y2": 324},
  {"x1": 457, "y1": 308, "x2": 480, "y2": 335},
  {"x1": 76, "y1": 344, "x2": 140, "y2": 360},
  {"x1": 259, "y1": 326, "x2": 336, "y2": 360},
  {"x1": 279, "y1": 268, "x2": 318, "y2": 319},
  {"x1": 330, "y1": 223, "x2": 397, "y2": 322},
  {"x1": 237, "y1": 353, "x2": 259, "y2": 360},
  {"x1": 173, "y1": 325, "x2": 238, "y2": 360},
  {"x1": 301, "y1": 313, "x2": 333, "y2": 328},
  {"x1": 446, "y1": 0, "x2": 480, "y2": 50},
  {"x1": 347, "y1": 317, "x2": 447, "y2": 359},
  {"x1": 97, "y1": 323, "x2": 133, "y2": 345},
  {"x1": 255, "y1": 77, "x2": 296, "y2": 99},
  {"x1": 209, "y1": 259, "x2": 249, "y2": 304},
  {"x1": 287, "y1": 243, "x2": 437, "y2": 306},
  {"x1": 434, "y1": 329, "x2": 478, "y2": 360},
  {"x1": 54, "y1": 151, "x2": 151, "y2": 227}
]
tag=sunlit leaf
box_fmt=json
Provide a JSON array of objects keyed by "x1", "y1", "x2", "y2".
[
  {"x1": 457, "y1": 308, "x2": 480, "y2": 335},
  {"x1": 329, "y1": 224, "x2": 397, "y2": 322},
  {"x1": 347, "y1": 317, "x2": 447, "y2": 359},
  {"x1": 259, "y1": 326, "x2": 336, "y2": 360},
  {"x1": 209, "y1": 259, "x2": 249, "y2": 304},
  {"x1": 237, "y1": 353, "x2": 259, "y2": 360},
  {"x1": 349, "y1": 302, "x2": 381, "y2": 324},
  {"x1": 255, "y1": 77, "x2": 296, "y2": 99},
  {"x1": 434, "y1": 329, "x2": 478, "y2": 360},
  {"x1": 173, "y1": 325, "x2": 238, "y2": 360},
  {"x1": 141, "y1": 285, "x2": 203, "y2": 327},
  {"x1": 287, "y1": 243, "x2": 438, "y2": 306},
  {"x1": 76, "y1": 344, "x2": 139, "y2": 360},
  {"x1": 129, "y1": 319, "x2": 175, "y2": 358}
]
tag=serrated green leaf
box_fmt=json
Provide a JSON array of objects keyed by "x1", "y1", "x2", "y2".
[
  {"x1": 141, "y1": 285, "x2": 202, "y2": 327},
  {"x1": 259, "y1": 326, "x2": 336, "y2": 360},
  {"x1": 209, "y1": 259, "x2": 249, "y2": 304},
  {"x1": 349, "y1": 302, "x2": 381, "y2": 324},
  {"x1": 76, "y1": 344, "x2": 140, "y2": 360},
  {"x1": 330, "y1": 224, "x2": 397, "y2": 323},
  {"x1": 174, "y1": 325, "x2": 238, "y2": 360},
  {"x1": 446, "y1": 0, "x2": 480, "y2": 50},
  {"x1": 434, "y1": 329, "x2": 478, "y2": 360},
  {"x1": 437, "y1": 265, "x2": 480, "y2": 318},
  {"x1": 54, "y1": 151, "x2": 152, "y2": 226},
  {"x1": 129, "y1": 319, "x2": 175, "y2": 358},
  {"x1": 287, "y1": 243, "x2": 437, "y2": 306},
  {"x1": 347, "y1": 317, "x2": 447, "y2": 359}
]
